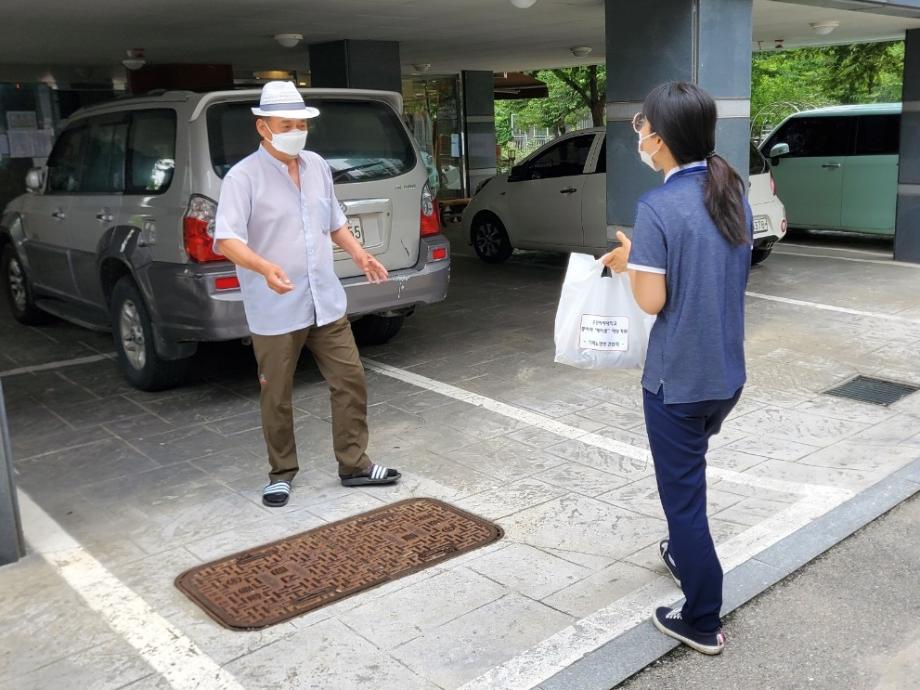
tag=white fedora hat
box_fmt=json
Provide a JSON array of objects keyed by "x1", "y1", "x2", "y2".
[{"x1": 251, "y1": 81, "x2": 320, "y2": 119}]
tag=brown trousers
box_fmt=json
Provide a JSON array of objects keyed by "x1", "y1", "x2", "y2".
[{"x1": 251, "y1": 317, "x2": 372, "y2": 483}]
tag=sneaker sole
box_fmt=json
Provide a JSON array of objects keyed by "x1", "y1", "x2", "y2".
[{"x1": 652, "y1": 614, "x2": 724, "y2": 655}]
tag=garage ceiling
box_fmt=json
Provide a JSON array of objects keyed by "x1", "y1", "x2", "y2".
[{"x1": 1, "y1": 0, "x2": 919, "y2": 83}]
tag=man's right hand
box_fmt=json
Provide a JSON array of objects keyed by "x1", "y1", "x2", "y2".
[
  {"x1": 263, "y1": 263, "x2": 294, "y2": 294},
  {"x1": 215, "y1": 239, "x2": 293, "y2": 294}
]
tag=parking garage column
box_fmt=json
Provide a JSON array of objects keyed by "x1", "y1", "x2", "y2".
[
  {"x1": 896, "y1": 29, "x2": 920, "y2": 263},
  {"x1": 604, "y1": 0, "x2": 753, "y2": 244},
  {"x1": 308, "y1": 40, "x2": 402, "y2": 93},
  {"x1": 462, "y1": 71, "x2": 498, "y2": 198}
]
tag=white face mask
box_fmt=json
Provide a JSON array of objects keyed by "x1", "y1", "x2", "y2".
[
  {"x1": 266, "y1": 127, "x2": 308, "y2": 156},
  {"x1": 638, "y1": 132, "x2": 662, "y2": 172}
]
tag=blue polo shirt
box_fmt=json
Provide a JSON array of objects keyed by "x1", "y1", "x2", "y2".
[{"x1": 627, "y1": 165, "x2": 753, "y2": 404}]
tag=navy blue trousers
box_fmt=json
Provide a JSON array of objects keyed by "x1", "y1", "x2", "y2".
[{"x1": 643, "y1": 386, "x2": 742, "y2": 633}]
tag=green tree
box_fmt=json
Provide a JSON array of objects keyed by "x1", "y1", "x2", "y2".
[
  {"x1": 496, "y1": 65, "x2": 606, "y2": 137},
  {"x1": 548, "y1": 65, "x2": 607, "y2": 127},
  {"x1": 750, "y1": 41, "x2": 904, "y2": 137},
  {"x1": 824, "y1": 42, "x2": 904, "y2": 103}
]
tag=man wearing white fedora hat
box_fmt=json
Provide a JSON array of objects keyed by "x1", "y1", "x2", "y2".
[{"x1": 214, "y1": 81, "x2": 401, "y2": 508}]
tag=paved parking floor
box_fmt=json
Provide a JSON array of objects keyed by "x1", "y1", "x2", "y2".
[{"x1": 1, "y1": 230, "x2": 919, "y2": 690}]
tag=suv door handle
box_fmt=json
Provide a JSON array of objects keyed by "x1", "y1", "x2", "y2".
[
  {"x1": 52, "y1": 209, "x2": 66, "y2": 220},
  {"x1": 822, "y1": 163, "x2": 841, "y2": 169},
  {"x1": 560, "y1": 187, "x2": 578, "y2": 194},
  {"x1": 96, "y1": 211, "x2": 114, "y2": 223}
]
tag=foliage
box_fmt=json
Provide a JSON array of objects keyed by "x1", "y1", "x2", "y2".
[
  {"x1": 497, "y1": 43, "x2": 904, "y2": 144},
  {"x1": 496, "y1": 65, "x2": 606, "y2": 138},
  {"x1": 751, "y1": 41, "x2": 904, "y2": 136}
]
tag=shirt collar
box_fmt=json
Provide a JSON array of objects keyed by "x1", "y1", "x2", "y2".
[
  {"x1": 258, "y1": 144, "x2": 304, "y2": 170},
  {"x1": 664, "y1": 160, "x2": 707, "y2": 183}
]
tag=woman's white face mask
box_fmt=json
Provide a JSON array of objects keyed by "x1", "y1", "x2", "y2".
[{"x1": 638, "y1": 132, "x2": 662, "y2": 172}]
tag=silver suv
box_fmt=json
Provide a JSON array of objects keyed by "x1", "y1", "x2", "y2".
[{"x1": 0, "y1": 88, "x2": 450, "y2": 390}]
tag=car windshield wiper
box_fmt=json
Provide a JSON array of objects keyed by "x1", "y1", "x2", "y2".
[{"x1": 331, "y1": 160, "x2": 389, "y2": 181}]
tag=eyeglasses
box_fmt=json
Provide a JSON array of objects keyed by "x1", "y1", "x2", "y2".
[{"x1": 632, "y1": 112, "x2": 647, "y2": 134}]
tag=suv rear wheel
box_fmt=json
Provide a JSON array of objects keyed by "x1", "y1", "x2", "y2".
[
  {"x1": 472, "y1": 214, "x2": 513, "y2": 263},
  {"x1": 2, "y1": 245, "x2": 49, "y2": 325},
  {"x1": 351, "y1": 314, "x2": 405, "y2": 347},
  {"x1": 111, "y1": 276, "x2": 190, "y2": 391}
]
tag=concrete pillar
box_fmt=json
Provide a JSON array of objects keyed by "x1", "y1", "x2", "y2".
[
  {"x1": 308, "y1": 40, "x2": 402, "y2": 93},
  {"x1": 462, "y1": 70, "x2": 498, "y2": 198},
  {"x1": 896, "y1": 29, "x2": 920, "y2": 263},
  {"x1": 605, "y1": 0, "x2": 753, "y2": 244}
]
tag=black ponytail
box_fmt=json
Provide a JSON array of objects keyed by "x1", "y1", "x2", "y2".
[
  {"x1": 703, "y1": 153, "x2": 748, "y2": 246},
  {"x1": 643, "y1": 82, "x2": 749, "y2": 246}
]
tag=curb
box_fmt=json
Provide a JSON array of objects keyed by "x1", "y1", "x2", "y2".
[{"x1": 538, "y1": 458, "x2": 920, "y2": 690}]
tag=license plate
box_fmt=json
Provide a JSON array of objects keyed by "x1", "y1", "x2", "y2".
[
  {"x1": 753, "y1": 216, "x2": 770, "y2": 235},
  {"x1": 347, "y1": 217, "x2": 364, "y2": 246}
]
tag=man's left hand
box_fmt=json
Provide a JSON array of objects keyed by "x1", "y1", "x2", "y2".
[{"x1": 356, "y1": 251, "x2": 389, "y2": 284}]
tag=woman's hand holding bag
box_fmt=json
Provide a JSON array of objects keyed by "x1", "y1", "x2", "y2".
[{"x1": 554, "y1": 253, "x2": 655, "y2": 370}]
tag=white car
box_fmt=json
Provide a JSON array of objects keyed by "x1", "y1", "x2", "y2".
[{"x1": 463, "y1": 128, "x2": 786, "y2": 265}]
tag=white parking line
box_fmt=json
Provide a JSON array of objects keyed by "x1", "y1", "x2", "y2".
[
  {"x1": 772, "y1": 249, "x2": 920, "y2": 269},
  {"x1": 0, "y1": 353, "x2": 115, "y2": 378},
  {"x1": 780, "y1": 243, "x2": 892, "y2": 257},
  {"x1": 365, "y1": 358, "x2": 855, "y2": 690},
  {"x1": 746, "y1": 291, "x2": 920, "y2": 324},
  {"x1": 17, "y1": 491, "x2": 243, "y2": 690},
  {"x1": 459, "y1": 485, "x2": 850, "y2": 690},
  {"x1": 365, "y1": 358, "x2": 833, "y2": 496}
]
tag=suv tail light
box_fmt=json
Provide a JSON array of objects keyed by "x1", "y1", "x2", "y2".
[
  {"x1": 420, "y1": 184, "x2": 441, "y2": 237},
  {"x1": 184, "y1": 195, "x2": 224, "y2": 263},
  {"x1": 770, "y1": 172, "x2": 777, "y2": 198}
]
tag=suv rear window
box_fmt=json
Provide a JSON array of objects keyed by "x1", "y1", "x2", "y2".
[{"x1": 207, "y1": 99, "x2": 416, "y2": 183}]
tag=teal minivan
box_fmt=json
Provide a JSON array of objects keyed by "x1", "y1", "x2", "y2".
[{"x1": 761, "y1": 103, "x2": 899, "y2": 236}]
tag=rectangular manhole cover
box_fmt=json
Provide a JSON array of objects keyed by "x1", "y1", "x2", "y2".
[
  {"x1": 175, "y1": 498, "x2": 503, "y2": 630},
  {"x1": 824, "y1": 375, "x2": 919, "y2": 407}
]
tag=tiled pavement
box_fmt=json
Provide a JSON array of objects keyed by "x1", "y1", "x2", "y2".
[{"x1": 1, "y1": 233, "x2": 919, "y2": 690}]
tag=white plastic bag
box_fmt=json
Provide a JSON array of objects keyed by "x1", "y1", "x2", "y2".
[{"x1": 554, "y1": 253, "x2": 656, "y2": 370}]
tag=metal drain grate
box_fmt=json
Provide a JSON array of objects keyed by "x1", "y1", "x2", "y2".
[
  {"x1": 175, "y1": 498, "x2": 503, "y2": 630},
  {"x1": 824, "y1": 375, "x2": 919, "y2": 407}
]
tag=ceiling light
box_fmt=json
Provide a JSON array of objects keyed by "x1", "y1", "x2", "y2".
[
  {"x1": 122, "y1": 49, "x2": 146, "y2": 71},
  {"x1": 570, "y1": 46, "x2": 592, "y2": 58},
  {"x1": 274, "y1": 33, "x2": 303, "y2": 48},
  {"x1": 412, "y1": 63, "x2": 432, "y2": 74},
  {"x1": 810, "y1": 21, "x2": 840, "y2": 36},
  {"x1": 510, "y1": 0, "x2": 538, "y2": 8}
]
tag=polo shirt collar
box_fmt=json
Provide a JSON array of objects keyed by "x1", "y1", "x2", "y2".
[{"x1": 664, "y1": 159, "x2": 707, "y2": 183}]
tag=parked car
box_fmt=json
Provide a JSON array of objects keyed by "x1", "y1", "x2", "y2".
[
  {"x1": 0, "y1": 88, "x2": 450, "y2": 390},
  {"x1": 760, "y1": 103, "x2": 899, "y2": 236},
  {"x1": 463, "y1": 127, "x2": 786, "y2": 266}
]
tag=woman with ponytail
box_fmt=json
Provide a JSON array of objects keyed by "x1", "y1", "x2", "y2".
[{"x1": 603, "y1": 81, "x2": 752, "y2": 655}]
